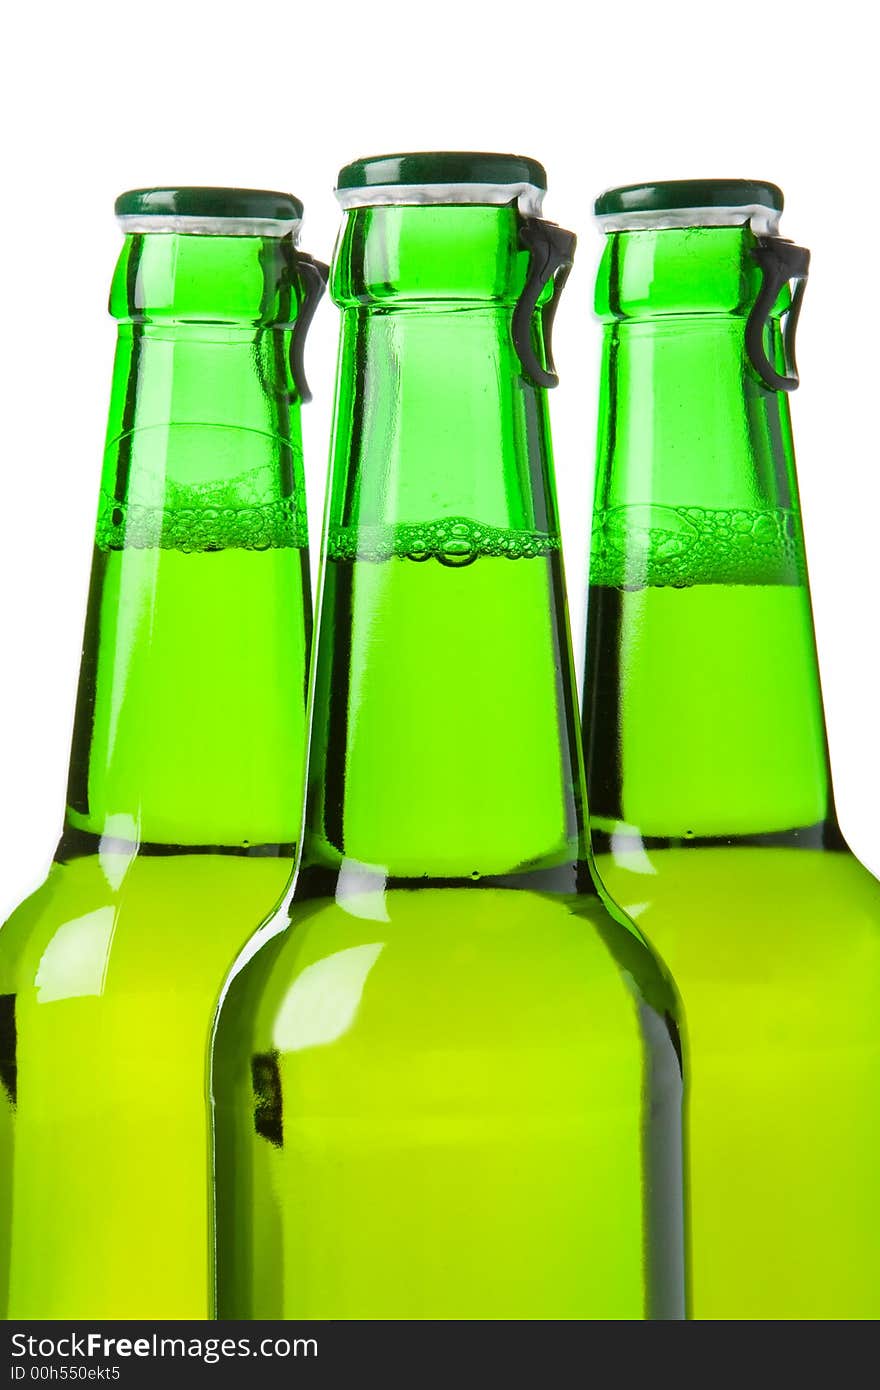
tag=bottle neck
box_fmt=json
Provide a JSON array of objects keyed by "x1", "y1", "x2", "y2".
[
  {"x1": 300, "y1": 204, "x2": 586, "y2": 887},
  {"x1": 62, "y1": 232, "x2": 312, "y2": 856},
  {"x1": 585, "y1": 224, "x2": 837, "y2": 847}
]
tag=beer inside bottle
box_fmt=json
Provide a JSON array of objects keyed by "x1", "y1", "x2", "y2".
[
  {"x1": 584, "y1": 179, "x2": 880, "y2": 1319},
  {"x1": 212, "y1": 154, "x2": 687, "y2": 1321},
  {"x1": 0, "y1": 187, "x2": 321, "y2": 1318}
]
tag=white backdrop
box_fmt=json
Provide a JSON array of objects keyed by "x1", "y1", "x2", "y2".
[{"x1": 1, "y1": 0, "x2": 878, "y2": 917}]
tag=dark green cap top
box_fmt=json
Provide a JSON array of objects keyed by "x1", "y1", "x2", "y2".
[
  {"x1": 337, "y1": 152, "x2": 547, "y2": 192},
  {"x1": 594, "y1": 178, "x2": 784, "y2": 219},
  {"x1": 115, "y1": 186, "x2": 304, "y2": 223}
]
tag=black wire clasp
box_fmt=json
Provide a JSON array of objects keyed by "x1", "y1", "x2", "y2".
[
  {"x1": 289, "y1": 253, "x2": 330, "y2": 403},
  {"x1": 745, "y1": 236, "x2": 810, "y2": 392},
  {"x1": 512, "y1": 216, "x2": 577, "y2": 388}
]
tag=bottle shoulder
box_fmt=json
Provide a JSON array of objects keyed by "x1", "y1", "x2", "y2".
[
  {"x1": 594, "y1": 845, "x2": 880, "y2": 1061},
  {"x1": 594, "y1": 844, "x2": 880, "y2": 967},
  {"x1": 0, "y1": 852, "x2": 291, "y2": 1000},
  {"x1": 213, "y1": 884, "x2": 682, "y2": 1059}
]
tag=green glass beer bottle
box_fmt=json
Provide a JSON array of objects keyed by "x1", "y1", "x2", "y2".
[
  {"x1": 583, "y1": 179, "x2": 880, "y2": 1319},
  {"x1": 211, "y1": 153, "x2": 687, "y2": 1321},
  {"x1": 0, "y1": 187, "x2": 325, "y2": 1319}
]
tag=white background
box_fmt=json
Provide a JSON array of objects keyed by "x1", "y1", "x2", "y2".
[{"x1": 1, "y1": 0, "x2": 878, "y2": 917}]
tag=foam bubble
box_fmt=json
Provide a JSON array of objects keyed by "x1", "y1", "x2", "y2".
[
  {"x1": 590, "y1": 505, "x2": 804, "y2": 588},
  {"x1": 95, "y1": 486, "x2": 307, "y2": 553},
  {"x1": 328, "y1": 517, "x2": 560, "y2": 564}
]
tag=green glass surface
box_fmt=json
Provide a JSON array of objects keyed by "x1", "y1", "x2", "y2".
[
  {"x1": 583, "y1": 220, "x2": 880, "y2": 1319},
  {"x1": 0, "y1": 222, "x2": 315, "y2": 1318},
  {"x1": 212, "y1": 196, "x2": 687, "y2": 1321}
]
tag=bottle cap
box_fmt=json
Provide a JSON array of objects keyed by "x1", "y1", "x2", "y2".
[
  {"x1": 595, "y1": 179, "x2": 784, "y2": 235},
  {"x1": 335, "y1": 152, "x2": 547, "y2": 216},
  {"x1": 115, "y1": 187, "x2": 304, "y2": 237}
]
